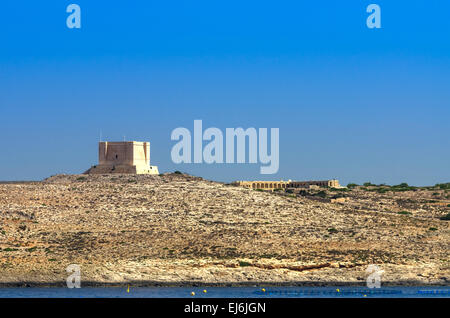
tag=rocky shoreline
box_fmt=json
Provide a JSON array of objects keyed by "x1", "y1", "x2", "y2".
[{"x1": 1, "y1": 280, "x2": 447, "y2": 288}]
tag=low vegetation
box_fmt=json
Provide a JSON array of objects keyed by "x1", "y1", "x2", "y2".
[{"x1": 435, "y1": 183, "x2": 450, "y2": 190}]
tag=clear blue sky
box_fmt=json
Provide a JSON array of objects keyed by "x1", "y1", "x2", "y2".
[{"x1": 0, "y1": 1, "x2": 449, "y2": 185}]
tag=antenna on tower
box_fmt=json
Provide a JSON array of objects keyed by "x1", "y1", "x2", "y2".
[
  {"x1": 100, "y1": 130, "x2": 102, "y2": 142},
  {"x1": 123, "y1": 135, "x2": 126, "y2": 141}
]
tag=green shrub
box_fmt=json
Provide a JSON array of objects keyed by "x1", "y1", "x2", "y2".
[
  {"x1": 365, "y1": 187, "x2": 389, "y2": 193},
  {"x1": 398, "y1": 211, "x2": 412, "y2": 215},
  {"x1": 391, "y1": 183, "x2": 417, "y2": 192},
  {"x1": 315, "y1": 191, "x2": 327, "y2": 198},
  {"x1": 428, "y1": 227, "x2": 438, "y2": 231},
  {"x1": 239, "y1": 261, "x2": 251, "y2": 267},
  {"x1": 3, "y1": 248, "x2": 18, "y2": 252},
  {"x1": 363, "y1": 182, "x2": 376, "y2": 187},
  {"x1": 347, "y1": 183, "x2": 358, "y2": 189},
  {"x1": 174, "y1": 171, "x2": 182, "y2": 174},
  {"x1": 440, "y1": 213, "x2": 450, "y2": 221},
  {"x1": 76, "y1": 176, "x2": 86, "y2": 181},
  {"x1": 327, "y1": 228, "x2": 338, "y2": 234},
  {"x1": 435, "y1": 183, "x2": 450, "y2": 190}
]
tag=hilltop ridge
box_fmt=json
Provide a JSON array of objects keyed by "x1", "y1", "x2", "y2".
[{"x1": 0, "y1": 173, "x2": 448, "y2": 286}]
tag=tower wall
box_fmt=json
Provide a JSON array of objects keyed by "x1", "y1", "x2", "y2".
[{"x1": 87, "y1": 141, "x2": 158, "y2": 175}]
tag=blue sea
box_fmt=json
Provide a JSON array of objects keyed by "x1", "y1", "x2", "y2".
[{"x1": 0, "y1": 286, "x2": 449, "y2": 298}]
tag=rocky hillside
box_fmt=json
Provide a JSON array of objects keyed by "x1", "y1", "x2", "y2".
[{"x1": 0, "y1": 174, "x2": 448, "y2": 286}]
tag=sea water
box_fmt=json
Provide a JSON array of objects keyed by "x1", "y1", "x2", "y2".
[{"x1": 0, "y1": 286, "x2": 448, "y2": 298}]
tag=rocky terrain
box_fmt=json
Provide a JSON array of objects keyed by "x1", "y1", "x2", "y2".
[{"x1": 0, "y1": 173, "x2": 448, "y2": 287}]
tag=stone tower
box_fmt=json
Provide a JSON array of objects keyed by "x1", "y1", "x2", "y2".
[{"x1": 86, "y1": 141, "x2": 159, "y2": 174}]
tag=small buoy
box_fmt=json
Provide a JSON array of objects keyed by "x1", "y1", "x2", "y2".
[
  {"x1": 336, "y1": 288, "x2": 340, "y2": 292},
  {"x1": 127, "y1": 285, "x2": 130, "y2": 293},
  {"x1": 363, "y1": 294, "x2": 367, "y2": 297},
  {"x1": 203, "y1": 289, "x2": 207, "y2": 293},
  {"x1": 191, "y1": 291, "x2": 195, "y2": 296},
  {"x1": 261, "y1": 288, "x2": 266, "y2": 292}
]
